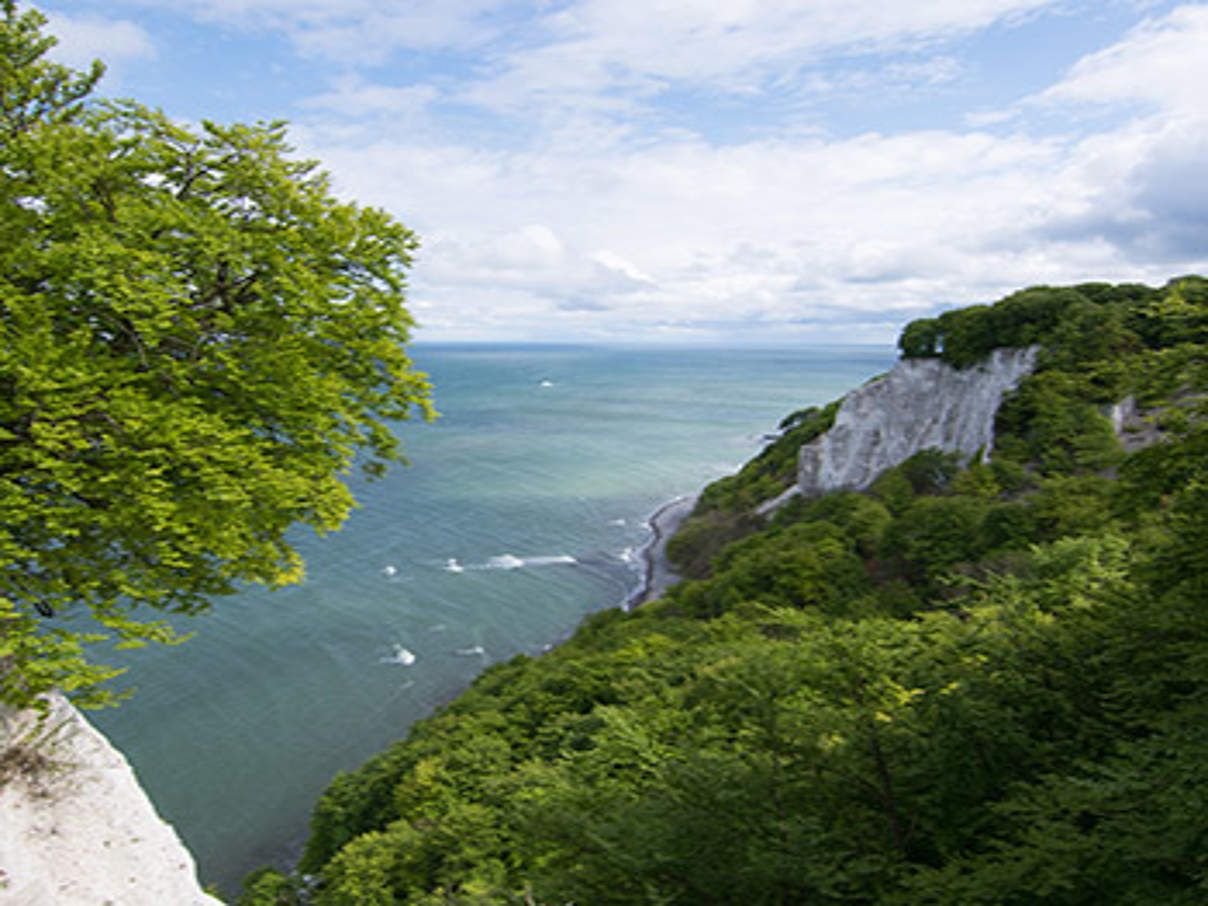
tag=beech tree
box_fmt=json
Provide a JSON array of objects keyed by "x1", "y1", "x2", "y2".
[{"x1": 0, "y1": 3, "x2": 432, "y2": 709}]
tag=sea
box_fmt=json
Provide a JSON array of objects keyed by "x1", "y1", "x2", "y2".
[{"x1": 89, "y1": 343, "x2": 896, "y2": 897}]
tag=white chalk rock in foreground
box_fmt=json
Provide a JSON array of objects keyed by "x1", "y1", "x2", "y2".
[
  {"x1": 0, "y1": 694, "x2": 223, "y2": 906},
  {"x1": 795, "y1": 346, "x2": 1039, "y2": 498}
]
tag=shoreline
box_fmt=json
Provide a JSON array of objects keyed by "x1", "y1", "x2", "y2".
[
  {"x1": 226, "y1": 495, "x2": 700, "y2": 894},
  {"x1": 626, "y1": 494, "x2": 696, "y2": 608}
]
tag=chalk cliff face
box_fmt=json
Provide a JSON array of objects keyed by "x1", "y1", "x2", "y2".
[
  {"x1": 793, "y1": 346, "x2": 1039, "y2": 499},
  {"x1": 0, "y1": 694, "x2": 223, "y2": 906}
]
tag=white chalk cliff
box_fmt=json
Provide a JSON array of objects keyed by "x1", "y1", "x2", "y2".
[
  {"x1": 0, "y1": 694, "x2": 223, "y2": 906},
  {"x1": 762, "y1": 346, "x2": 1039, "y2": 511}
]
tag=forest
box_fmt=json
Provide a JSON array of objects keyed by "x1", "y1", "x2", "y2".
[{"x1": 241, "y1": 275, "x2": 1208, "y2": 905}]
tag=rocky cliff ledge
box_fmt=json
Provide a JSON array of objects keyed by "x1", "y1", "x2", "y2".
[
  {"x1": 0, "y1": 695, "x2": 222, "y2": 906},
  {"x1": 761, "y1": 347, "x2": 1038, "y2": 513}
]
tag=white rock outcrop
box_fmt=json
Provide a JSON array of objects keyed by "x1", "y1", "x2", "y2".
[
  {"x1": 0, "y1": 694, "x2": 224, "y2": 906},
  {"x1": 790, "y1": 346, "x2": 1039, "y2": 501}
]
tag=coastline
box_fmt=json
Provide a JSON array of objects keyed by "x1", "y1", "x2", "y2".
[{"x1": 626, "y1": 494, "x2": 696, "y2": 608}]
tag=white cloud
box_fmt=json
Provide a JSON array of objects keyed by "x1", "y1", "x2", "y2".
[
  {"x1": 301, "y1": 122, "x2": 1101, "y2": 341},
  {"x1": 49, "y1": 0, "x2": 1207, "y2": 343},
  {"x1": 43, "y1": 12, "x2": 155, "y2": 71},
  {"x1": 145, "y1": 0, "x2": 512, "y2": 61},
  {"x1": 452, "y1": 0, "x2": 1057, "y2": 122},
  {"x1": 149, "y1": 0, "x2": 1057, "y2": 66},
  {"x1": 302, "y1": 76, "x2": 440, "y2": 117},
  {"x1": 1013, "y1": 6, "x2": 1208, "y2": 263},
  {"x1": 1039, "y1": 4, "x2": 1208, "y2": 116},
  {"x1": 590, "y1": 250, "x2": 654, "y2": 288},
  {"x1": 305, "y1": 73, "x2": 1208, "y2": 344}
]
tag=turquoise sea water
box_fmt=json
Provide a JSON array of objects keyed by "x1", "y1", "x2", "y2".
[{"x1": 91, "y1": 343, "x2": 895, "y2": 896}]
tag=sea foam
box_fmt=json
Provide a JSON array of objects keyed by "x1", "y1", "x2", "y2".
[
  {"x1": 381, "y1": 645, "x2": 417, "y2": 666},
  {"x1": 518, "y1": 554, "x2": 578, "y2": 567},
  {"x1": 487, "y1": 553, "x2": 526, "y2": 570},
  {"x1": 443, "y1": 553, "x2": 579, "y2": 572}
]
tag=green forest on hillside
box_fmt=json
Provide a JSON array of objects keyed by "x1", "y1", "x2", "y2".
[{"x1": 242, "y1": 276, "x2": 1208, "y2": 905}]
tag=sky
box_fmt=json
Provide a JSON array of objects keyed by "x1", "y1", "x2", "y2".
[{"x1": 34, "y1": 0, "x2": 1208, "y2": 345}]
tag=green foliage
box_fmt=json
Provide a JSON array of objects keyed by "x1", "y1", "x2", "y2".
[
  {"x1": 669, "y1": 401, "x2": 839, "y2": 577},
  {"x1": 899, "y1": 283, "x2": 1153, "y2": 371},
  {"x1": 897, "y1": 317, "x2": 940, "y2": 358},
  {"x1": 238, "y1": 867, "x2": 302, "y2": 906},
  {"x1": 895, "y1": 449, "x2": 963, "y2": 495},
  {"x1": 879, "y1": 495, "x2": 989, "y2": 586},
  {"x1": 664, "y1": 508, "x2": 762, "y2": 580},
  {"x1": 263, "y1": 275, "x2": 1208, "y2": 906},
  {"x1": 993, "y1": 371, "x2": 1121, "y2": 473},
  {"x1": 976, "y1": 501, "x2": 1038, "y2": 553},
  {"x1": 1128, "y1": 274, "x2": 1208, "y2": 349},
  {"x1": 0, "y1": 8, "x2": 431, "y2": 709},
  {"x1": 667, "y1": 521, "x2": 872, "y2": 618},
  {"x1": 0, "y1": 1, "x2": 102, "y2": 141},
  {"x1": 1029, "y1": 474, "x2": 1118, "y2": 539},
  {"x1": 867, "y1": 468, "x2": 915, "y2": 515},
  {"x1": 787, "y1": 491, "x2": 892, "y2": 556},
  {"x1": 1121, "y1": 418, "x2": 1208, "y2": 598},
  {"x1": 697, "y1": 401, "x2": 840, "y2": 515}
]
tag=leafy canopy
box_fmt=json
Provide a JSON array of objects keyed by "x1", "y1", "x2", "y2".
[{"x1": 0, "y1": 3, "x2": 432, "y2": 710}]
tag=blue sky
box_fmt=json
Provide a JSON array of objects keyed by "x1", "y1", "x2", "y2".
[{"x1": 36, "y1": 0, "x2": 1208, "y2": 344}]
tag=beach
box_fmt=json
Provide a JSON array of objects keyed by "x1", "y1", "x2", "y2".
[{"x1": 628, "y1": 495, "x2": 696, "y2": 607}]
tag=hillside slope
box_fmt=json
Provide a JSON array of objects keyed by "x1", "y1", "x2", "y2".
[{"x1": 242, "y1": 276, "x2": 1208, "y2": 906}]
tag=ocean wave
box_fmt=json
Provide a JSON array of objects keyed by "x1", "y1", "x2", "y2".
[
  {"x1": 517, "y1": 554, "x2": 578, "y2": 568},
  {"x1": 442, "y1": 553, "x2": 579, "y2": 572},
  {"x1": 485, "y1": 553, "x2": 578, "y2": 570},
  {"x1": 455, "y1": 644, "x2": 487, "y2": 657},
  {"x1": 380, "y1": 644, "x2": 417, "y2": 666},
  {"x1": 486, "y1": 553, "x2": 526, "y2": 570}
]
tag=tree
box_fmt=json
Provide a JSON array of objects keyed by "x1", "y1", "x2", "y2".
[
  {"x1": 898, "y1": 317, "x2": 940, "y2": 359},
  {"x1": 0, "y1": 4, "x2": 432, "y2": 709},
  {"x1": 879, "y1": 495, "x2": 988, "y2": 587}
]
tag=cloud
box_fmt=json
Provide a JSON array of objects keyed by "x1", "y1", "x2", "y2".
[
  {"x1": 145, "y1": 0, "x2": 1058, "y2": 116},
  {"x1": 1038, "y1": 116, "x2": 1208, "y2": 261},
  {"x1": 301, "y1": 121, "x2": 1092, "y2": 342},
  {"x1": 308, "y1": 80, "x2": 1208, "y2": 344},
  {"x1": 1038, "y1": 4, "x2": 1208, "y2": 116},
  {"x1": 1022, "y1": 7, "x2": 1208, "y2": 262},
  {"x1": 301, "y1": 76, "x2": 440, "y2": 118},
  {"x1": 148, "y1": 0, "x2": 1058, "y2": 66},
  {"x1": 419, "y1": 224, "x2": 568, "y2": 291},
  {"x1": 53, "y1": 0, "x2": 1208, "y2": 343},
  {"x1": 145, "y1": 0, "x2": 513, "y2": 61},
  {"x1": 557, "y1": 298, "x2": 612, "y2": 312},
  {"x1": 451, "y1": 0, "x2": 1056, "y2": 125},
  {"x1": 590, "y1": 250, "x2": 654, "y2": 291},
  {"x1": 43, "y1": 12, "x2": 156, "y2": 71}
]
